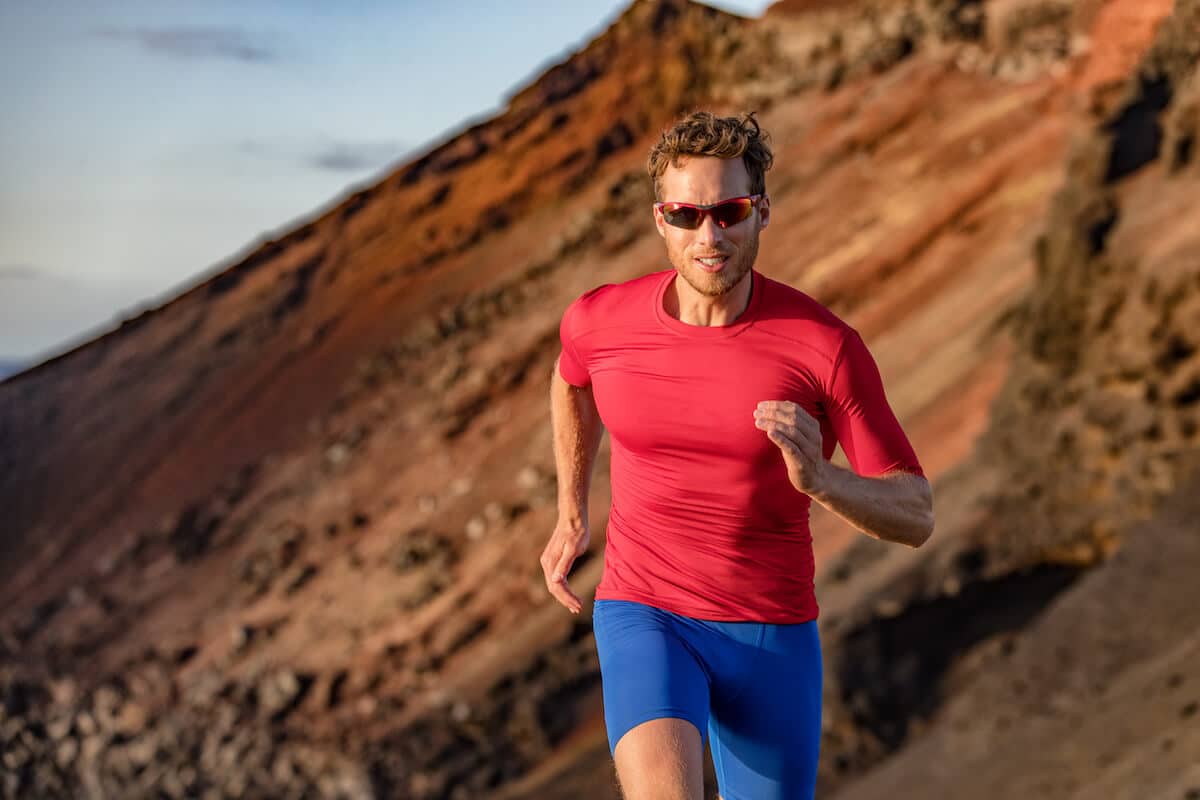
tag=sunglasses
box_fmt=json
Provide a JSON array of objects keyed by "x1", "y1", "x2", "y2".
[{"x1": 654, "y1": 194, "x2": 763, "y2": 230}]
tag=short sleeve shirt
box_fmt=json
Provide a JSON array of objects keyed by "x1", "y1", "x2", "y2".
[{"x1": 559, "y1": 269, "x2": 924, "y2": 622}]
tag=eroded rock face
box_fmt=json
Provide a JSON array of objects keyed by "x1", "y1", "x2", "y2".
[
  {"x1": 978, "y1": 0, "x2": 1200, "y2": 572},
  {"x1": 815, "y1": 1, "x2": 1200, "y2": 795}
]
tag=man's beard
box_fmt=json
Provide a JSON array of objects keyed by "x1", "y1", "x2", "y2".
[{"x1": 673, "y1": 228, "x2": 759, "y2": 298}]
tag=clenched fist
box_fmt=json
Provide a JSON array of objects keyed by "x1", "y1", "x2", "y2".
[{"x1": 753, "y1": 400, "x2": 828, "y2": 497}]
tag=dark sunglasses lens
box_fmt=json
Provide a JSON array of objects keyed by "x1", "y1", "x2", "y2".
[
  {"x1": 711, "y1": 199, "x2": 753, "y2": 228},
  {"x1": 663, "y1": 205, "x2": 702, "y2": 229}
]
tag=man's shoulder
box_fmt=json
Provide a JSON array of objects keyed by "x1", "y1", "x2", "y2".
[
  {"x1": 757, "y1": 273, "x2": 854, "y2": 346},
  {"x1": 566, "y1": 270, "x2": 666, "y2": 317}
]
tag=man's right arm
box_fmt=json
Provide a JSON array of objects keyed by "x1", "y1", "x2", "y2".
[
  {"x1": 551, "y1": 355, "x2": 604, "y2": 526},
  {"x1": 541, "y1": 355, "x2": 604, "y2": 613}
]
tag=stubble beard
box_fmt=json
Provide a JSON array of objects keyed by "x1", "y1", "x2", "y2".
[{"x1": 672, "y1": 226, "x2": 760, "y2": 298}]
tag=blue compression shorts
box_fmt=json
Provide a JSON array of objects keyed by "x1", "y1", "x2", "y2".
[{"x1": 592, "y1": 599, "x2": 823, "y2": 800}]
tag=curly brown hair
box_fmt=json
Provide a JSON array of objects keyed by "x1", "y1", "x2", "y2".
[{"x1": 646, "y1": 110, "x2": 775, "y2": 201}]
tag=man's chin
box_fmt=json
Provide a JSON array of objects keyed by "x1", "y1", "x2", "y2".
[{"x1": 687, "y1": 266, "x2": 743, "y2": 297}]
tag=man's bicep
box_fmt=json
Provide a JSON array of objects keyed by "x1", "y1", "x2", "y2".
[
  {"x1": 557, "y1": 301, "x2": 592, "y2": 387},
  {"x1": 552, "y1": 354, "x2": 599, "y2": 413},
  {"x1": 554, "y1": 351, "x2": 591, "y2": 389},
  {"x1": 826, "y1": 330, "x2": 924, "y2": 478}
]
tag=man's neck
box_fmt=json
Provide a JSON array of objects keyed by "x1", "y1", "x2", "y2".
[{"x1": 669, "y1": 271, "x2": 753, "y2": 327}]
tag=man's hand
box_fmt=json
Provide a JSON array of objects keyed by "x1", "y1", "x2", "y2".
[
  {"x1": 540, "y1": 519, "x2": 589, "y2": 614},
  {"x1": 754, "y1": 400, "x2": 827, "y2": 496}
]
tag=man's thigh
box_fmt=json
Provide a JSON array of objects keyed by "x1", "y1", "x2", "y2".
[
  {"x1": 707, "y1": 620, "x2": 823, "y2": 800},
  {"x1": 592, "y1": 600, "x2": 712, "y2": 755},
  {"x1": 613, "y1": 717, "x2": 704, "y2": 800}
]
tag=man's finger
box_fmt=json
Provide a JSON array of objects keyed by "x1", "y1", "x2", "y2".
[
  {"x1": 552, "y1": 541, "x2": 577, "y2": 583},
  {"x1": 544, "y1": 556, "x2": 581, "y2": 598},
  {"x1": 756, "y1": 413, "x2": 820, "y2": 449},
  {"x1": 767, "y1": 427, "x2": 797, "y2": 453},
  {"x1": 757, "y1": 399, "x2": 813, "y2": 414},
  {"x1": 544, "y1": 542, "x2": 583, "y2": 614},
  {"x1": 777, "y1": 418, "x2": 821, "y2": 446},
  {"x1": 547, "y1": 576, "x2": 582, "y2": 614},
  {"x1": 766, "y1": 424, "x2": 820, "y2": 462},
  {"x1": 547, "y1": 577, "x2": 582, "y2": 612},
  {"x1": 756, "y1": 403, "x2": 819, "y2": 435}
]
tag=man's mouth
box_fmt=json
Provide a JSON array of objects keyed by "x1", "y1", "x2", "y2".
[{"x1": 695, "y1": 255, "x2": 729, "y2": 271}]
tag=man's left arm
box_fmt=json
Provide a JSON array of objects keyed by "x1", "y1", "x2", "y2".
[
  {"x1": 810, "y1": 465, "x2": 933, "y2": 548},
  {"x1": 754, "y1": 400, "x2": 933, "y2": 547}
]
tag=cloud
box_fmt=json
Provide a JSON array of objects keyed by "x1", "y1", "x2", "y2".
[
  {"x1": 307, "y1": 141, "x2": 409, "y2": 172},
  {"x1": 94, "y1": 25, "x2": 281, "y2": 64},
  {"x1": 238, "y1": 138, "x2": 410, "y2": 173},
  {"x1": 0, "y1": 264, "x2": 44, "y2": 281}
]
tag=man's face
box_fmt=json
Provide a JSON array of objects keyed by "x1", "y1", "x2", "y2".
[{"x1": 653, "y1": 156, "x2": 770, "y2": 298}]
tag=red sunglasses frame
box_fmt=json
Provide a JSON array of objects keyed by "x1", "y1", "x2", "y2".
[{"x1": 653, "y1": 194, "x2": 764, "y2": 229}]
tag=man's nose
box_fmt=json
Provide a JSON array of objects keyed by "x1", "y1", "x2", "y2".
[{"x1": 695, "y1": 213, "x2": 725, "y2": 245}]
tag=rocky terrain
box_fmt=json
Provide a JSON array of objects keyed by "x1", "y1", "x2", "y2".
[{"x1": 1, "y1": 0, "x2": 1197, "y2": 798}]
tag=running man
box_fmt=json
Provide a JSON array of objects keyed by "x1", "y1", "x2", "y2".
[{"x1": 541, "y1": 110, "x2": 934, "y2": 800}]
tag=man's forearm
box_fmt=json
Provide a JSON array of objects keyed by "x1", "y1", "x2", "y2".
[
  {"x1": 550, "y1": 361, "x2": 604, "y2": 526},
  {"x1": 809, "y1": 465, "x2": 933, "y2": 547}
]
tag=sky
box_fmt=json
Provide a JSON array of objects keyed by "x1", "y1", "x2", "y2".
[{"x1": 0, "y1": 0, "x2": 775, "y2": 369}]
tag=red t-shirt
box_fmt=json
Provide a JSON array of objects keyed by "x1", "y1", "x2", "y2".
[{"x1": 558, "y1": 269, "x2": 924, "y2": 623}]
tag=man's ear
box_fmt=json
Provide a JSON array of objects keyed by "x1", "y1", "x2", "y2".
[{"x1": 759, "y1": 195, "x2": 770, "y2": 229}]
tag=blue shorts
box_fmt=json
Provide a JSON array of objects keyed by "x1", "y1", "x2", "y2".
[{"x1": 592, "y1": 599, "x2": 823, "y2": 800}]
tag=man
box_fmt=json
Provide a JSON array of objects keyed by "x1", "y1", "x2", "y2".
[{"x1": 540, "y1": 110, "x2": 933, "y2": 800}]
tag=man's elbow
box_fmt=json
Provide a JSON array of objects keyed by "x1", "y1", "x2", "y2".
[
  {"x1": 907, "y1": 509, "x2": 934, "y2": 548},
  {"x1": 910, "y1": 479, "x2": 934, "y2": 547}
]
